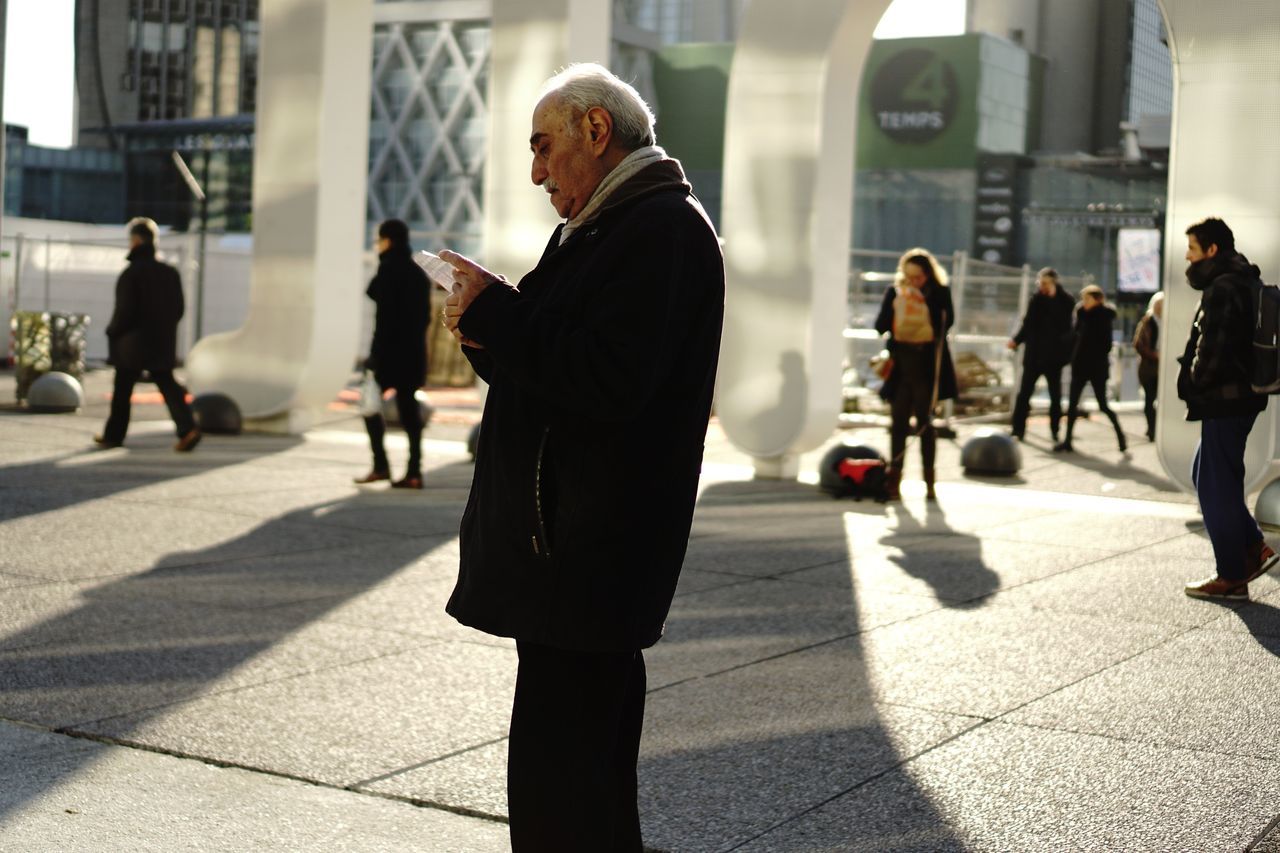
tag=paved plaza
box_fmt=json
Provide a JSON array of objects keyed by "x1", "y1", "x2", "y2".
[{"x1": 2, "y1": 368, "x2": 1280, "y2": 851}]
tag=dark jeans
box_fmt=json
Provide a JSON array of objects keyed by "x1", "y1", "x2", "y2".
[
  {"x1": 363, "y1": 382, "x2": 423, "y2": 476},
  {"x1": 1011, "y1": 363, "x2": 1064, "y2": 439},
  {"x1": 890, "y1": 344, "x2": 938, "y2": 472},
  {"x1": 1140, "y1": 372, "x2": 1158, "y2": 438},
  {"x1": 508, "y1": 641, "x2": 646, "y2": 853},
  {"x1": 1193, "y1": 413, "x2": 1263, "y2": 581},
  {"x1": 1063, "y1": 364, "x2": 1124, "y2": 447},
  {"x1": 102, "y1": 368, "x2": 196, "y2": 445}
]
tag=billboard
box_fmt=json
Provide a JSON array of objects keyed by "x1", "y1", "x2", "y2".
[{"x1": 1117, "y1": 228, "x2": 1162, "y2": 293}]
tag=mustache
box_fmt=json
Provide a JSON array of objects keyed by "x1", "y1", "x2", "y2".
[{"x1": 544, "y1": 179, "x2": 559, "y2": 194}]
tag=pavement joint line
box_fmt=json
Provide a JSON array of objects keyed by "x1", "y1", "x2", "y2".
[
  {"x1": 348, "y1": 734, "x2": 512, "y2": 788},
  {"x1": 1248, "y1": 812, "x2": 1280, "y2": 851},
  {"x1": 985, "y1": 715, "x2": 1280, "y2": 766},
  {"x1": 34, "y1": 723, "x2": 512, "y2": 828}
]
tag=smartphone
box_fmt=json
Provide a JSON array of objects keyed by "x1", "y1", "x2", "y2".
[{"x1": 414, "y1": 250, "x2": 456, "y2": 291}]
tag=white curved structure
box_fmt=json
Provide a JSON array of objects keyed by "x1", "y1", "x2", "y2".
[
  {"x1": 1155, "y1": 0, "x2": 1280, "y2": 493},
  {"x1": 716, "y1": 0, "x2": 891, "y2": 478},
  {"x1": 185, "y1": 0, "x2": 374, "y2": 431}
]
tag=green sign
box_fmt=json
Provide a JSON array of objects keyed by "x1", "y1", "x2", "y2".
[{"x1": 858, "y1": 35, "x2": 982, "y2": 170}]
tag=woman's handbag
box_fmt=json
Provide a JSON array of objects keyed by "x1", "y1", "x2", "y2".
[
  {"x1": 871, "y1": 350, "x2": 894, "y2": 381},
  {"x1": 358, "y1": 370, "x2": 383, "y2": 417}
]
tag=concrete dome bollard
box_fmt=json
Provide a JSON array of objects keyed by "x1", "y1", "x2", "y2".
[
  {"x1": 961, "y1": 428, "x2": 1022, "y2": 475},
  {"x1": 1256, "y1": 478, "x2": 1280, "y2": 532},
  {"x1": 192, "y1": 392, "x2": 243, "y2": 434},
  {"x1": 817, "y1": 443, "x2": 884, "y2": 495},
  {"x1": 26, "y1": 371, "x2": 84, "y2": 413},
  {"x1": 382, "y1": 389, "x2": 435, "y2": 427}
]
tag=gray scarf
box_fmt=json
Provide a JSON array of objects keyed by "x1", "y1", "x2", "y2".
[{"x1": 559, "y1": 145, "x2": 668, "y2": 245}]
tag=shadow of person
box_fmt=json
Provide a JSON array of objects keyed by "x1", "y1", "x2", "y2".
[
  {"x1": 878, "y1": 499, "x2": 1001, "y2": 609},
  {"x1": 0, "y1": 462, "x2": 474, "y2": 823},
  {"x1": 636, "y1": 477, "x2": 963, "y2": 851},
  {"x1": 1225, "y1": 600, "x2": 1280, "y2": 656},
  {"x1": 1049, "y1": 446, "x2": 1180, "y2": 493}
]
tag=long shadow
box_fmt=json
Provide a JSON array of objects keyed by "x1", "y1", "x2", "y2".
[
  {"x1": 637, "y1": 479, "x2": 970, "y2": 852},
  {"x1": 0, "y1": 461, "x2": 473, "y2": 823},
  {"x1": 1227, "y1": 601, "x2": 1280, "y2": 657},
  {"x1": 880, "y1": 500, "x2": 999, "y2": 609}
]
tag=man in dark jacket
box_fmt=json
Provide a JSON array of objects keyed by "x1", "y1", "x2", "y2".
[
  {"x1": 1178, "y1": 217, "x2": 1277, "y2": 599},
  {"x1": 440, "y1": 63, "x2": 724, "y2": 851},
  {"x1": 354, "y1": 218, "x2": 431, "y2": 489},
  {"x1": 1007, "y1": 267, "x2": 1075, "y2": 442},
  {"x1": 96, "y1": 218, "x2": 200, "y2": 452}
]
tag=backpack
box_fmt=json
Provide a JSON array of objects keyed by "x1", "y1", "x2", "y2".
[{"x1": 1251, "y1": 280, "x2": 1280, "y2": 394}]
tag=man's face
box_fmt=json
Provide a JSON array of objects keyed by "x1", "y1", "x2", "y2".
[
  {"x1": 1037, "y1": 276, "x2": 1057, "y2": 296},
  {"x1": 376, "y1": 236, "x2": 391, "y2": 255},
  {"x1": 1186, "y1": 234, "x2": 1216, "y2": 263},
  {"x1": 529, "y1": 95, "x2": 606, "y2": 220}
]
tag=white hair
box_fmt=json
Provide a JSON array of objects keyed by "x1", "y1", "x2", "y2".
[{"x1": 539, "y1": 63, "x2": 656, "y2": 150}]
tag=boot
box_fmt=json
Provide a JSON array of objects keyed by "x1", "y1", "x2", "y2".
[
  {"x1": 924, "y1": 468, "x2": 937, "y2": 501},
  {"x1": 883, "y1": 466, "x2": 902, "y2": 502}
]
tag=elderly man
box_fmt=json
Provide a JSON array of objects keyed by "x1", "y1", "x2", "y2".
[{"x1": 441, "y1": 64, "x2": 725, "y2": 850}]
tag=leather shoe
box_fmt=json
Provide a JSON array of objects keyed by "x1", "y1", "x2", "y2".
[
  {"x1": 353, "y1": 470, "x2": 391, "y2": 484},
  {"x1": 1184, "y1": 575, "x2": 1248, "y2": 600},
  {"x1": 174, "y1": 428, "x2": 202, "y2": 452},
  {"x1": 1244, "y1": 541, "x2": 1279, "y2": 584},
  {"x1": 93, "y1": 435, "x2": 122, "y2": 449},
  {"x1": 391, "y1": 475, "x2": 423, "y2": 490}
]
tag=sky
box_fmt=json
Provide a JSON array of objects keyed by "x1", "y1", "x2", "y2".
[{"x1": 1, "y1": 0, "x2": 964, "y2": 151}]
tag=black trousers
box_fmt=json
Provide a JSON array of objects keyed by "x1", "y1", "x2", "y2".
[
  {"x1": 508, "y1": 641, "x2": 646, "y2": 853},
  {"x1": 1064, "y1": 364, "x2": 1124, "y2": 447},
  {"x1": 1010, "y1": 363, "x2": 1064, "y2": 439},
  {"x1": 1140, "y1": 372, "x2": 1158, "y2": 438},
  {"x1": 102, "y1": 368, "x2": 196, "y2": 445},
  {"x1": 889, "y1": 344, "x2": 938, "y2": 472},
  {"x1": 362, "y1": 382, "x2": 423, "y2": 476}
]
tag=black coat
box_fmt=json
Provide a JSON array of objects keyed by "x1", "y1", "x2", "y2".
[
  {"x1": 1012, "y1": 287, "x2": 1075, "y2": 370},
  {"x1": 366, "y1": 246, "x2": 431, "y2": 389},
  {"x1": 1069, "y1": 303, "x2": 1116, "y2": 372},
  {"x1": 873, "y1": 282, "x2": 958, "y2": 402},
  {"x1": 447, "y1": 161, "x2": 725, "y2": 653},
  {"x1": 1176, "y1": 253, "x2": 1267, "y2": 421},
  {"x1": 105, "y1": 244, "x2": 184, "y2": 372}
]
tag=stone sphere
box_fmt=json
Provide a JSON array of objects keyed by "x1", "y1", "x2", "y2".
[
  {"x1": 1256, "y1": 478, "x2": 1280, "y2": 532},
  {"x1": 27, "y1": 371, "x2": 83, "y2": 413},
  {"x1": 192, "y1": 392, "x2": 243, "y2": 435},
  {"x1": 817, "y1": 443, "x2": 884, "y2": 495},
  {"x1": 960, "y1": 428, "x2": 1022, "y2": 475},
  {"x1": 382, "y1": 389, "x2": 435, "y2": 427}
]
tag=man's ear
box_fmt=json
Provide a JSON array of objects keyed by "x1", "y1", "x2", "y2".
[
  {"x1": 584, "y1": 107, "x2": 613, "y2": 155},
  {"x1": 1206, "y1": 244, "x2": 1219, "y2": 258}
]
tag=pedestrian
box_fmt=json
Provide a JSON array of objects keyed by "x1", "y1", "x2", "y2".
[
  {"x1": 1177, "y1": 217, "x2": 1277, "y2": 599},
  {"x1": 438, "y1": 64, "x2": 725, "y2": 850},
  {"x1": 353, "y1": 218, "x2": 431, "y2": 490},
  {"x1": 1133, "y1": 290, "x2": 1165, "y2": 441},
  {"x1": 95, "y1": 217, "x2": 201, "y2": 452},
  {"x1": 1055, "y1": 284, "x2": 1126, "y2": 453},
  {"x1": 1007, "y1": 267, "x2": 1075, "y2": 443},
  {"x1": 874, "y1": 247, "x2": 957, "y2": 501}
]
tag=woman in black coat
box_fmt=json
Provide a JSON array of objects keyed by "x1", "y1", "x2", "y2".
[
  {"x1": 874, "y1": 248, "x2": 958, "y2": 500},
  {"x1": 356, "y1": 219, "x2": 431, "y2": 488},
  {"x1": 1056, "y1": 284, "x2": 1126, "y2": 453}
]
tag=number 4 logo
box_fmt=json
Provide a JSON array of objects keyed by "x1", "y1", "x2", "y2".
[{"x1": 902, "y1": 57, "x2": 951, "y2": 110}]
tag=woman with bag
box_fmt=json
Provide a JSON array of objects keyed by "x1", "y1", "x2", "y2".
[
  {"x1": 354, "y1": 219, "x2": 432, "y2": 489},
  {"x1": 874, "y1": 248, "x2": 958, "y2": 501},
  {"x1": 1133, "y1": 291, "x2": 1164, "y2": 441}
]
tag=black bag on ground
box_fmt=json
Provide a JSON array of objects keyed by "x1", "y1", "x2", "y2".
[{"x1": 818, "y1": 444, "x2": 889, "y2": 502}]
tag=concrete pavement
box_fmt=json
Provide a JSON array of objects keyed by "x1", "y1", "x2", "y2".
[{"x1": 2, "y1": 367, "x2": 1279, "y2": 851}]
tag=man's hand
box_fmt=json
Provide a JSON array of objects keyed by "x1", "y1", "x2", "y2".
[
  {"x1": 438, "y1": 250, "x2": 505, "y2": 349},
  {"x1": 1006, "y1": 339, "x2": 1018, "y2": 350}
]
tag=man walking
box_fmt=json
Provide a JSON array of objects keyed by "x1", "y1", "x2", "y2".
[
  {"x1": 354, "y1": 218, "x2": 431, "y2": 489},
  {"x1": 440, "y1": 64, "x2": 725, "y2": 850},
  {"x1": 96, "y1": 217, "x2": 200, "y2": 452},
  {"x1": 1178, "y1": 217, "x2": 1277, "y2": 598},
  {"x1": 1007, "y1": 267, "x2": 1074, "y2": 442}
]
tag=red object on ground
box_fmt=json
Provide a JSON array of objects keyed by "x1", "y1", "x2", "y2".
[{"x1": 836, "y1": 458, "x2": 884, "y2": 485}]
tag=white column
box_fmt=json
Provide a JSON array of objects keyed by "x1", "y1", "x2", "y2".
[
  {"x1": 1156, "y1": 0, "x2": 1280, "y2": 492},
  {"x1": 185, "y1": 0, "x2": 374, "y2": 432},
  {"x1": 716, "y1": 0, "x2": 891, "y2": 478},
  {"x1": 482, "y1": 0, "x2": 610, "y2": 278}
]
